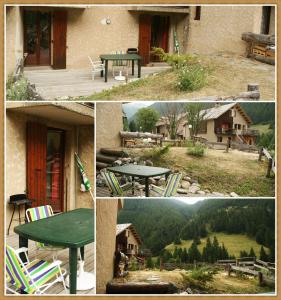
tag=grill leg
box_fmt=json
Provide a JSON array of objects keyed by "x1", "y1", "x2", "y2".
[{"x1": 7, "y1": 205, "x2": 16, "y2": 235}]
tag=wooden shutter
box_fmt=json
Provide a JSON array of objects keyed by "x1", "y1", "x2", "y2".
[
  {"x1": 27, "y1": 122, "x2": 47, "y2": 207},
  {"x1": 138, "y1": 15, "x2": 152, "y2": 66},
  {"x1": 53, "y1": 11, "x2": 67, "y2": 69}
]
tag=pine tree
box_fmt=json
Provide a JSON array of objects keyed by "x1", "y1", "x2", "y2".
[
  {"x1": 249, "y1": 247, "x2": 256, "y2": 258},
  {"x1": 174, "y1": 235, "x2": 181, "y2": 245},
  {"x1": 188, "y1": 241, "x2": 201, "y2": 263},
  {"x1": 221, "y1": 243, "x2": 229, "y2": 259},
  {"x1": 260, "y1": 246, "x2": 268, "y2": 262},
  {"x1": 146, "y1": 256, "x2": 154, "y2": 269}
]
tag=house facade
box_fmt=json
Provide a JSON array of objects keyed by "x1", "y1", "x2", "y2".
[
  {"x1": 96, "y1": 198, "x2": 123, "y2": 294},
  {"x1": 5, "y1": 102, "x2": 94, "y2": 231},
  {"x1": 116, "y1": 223, "x2": 142, "y2": 258},
  {"x1": 6, "y1": 5, "x2": 275, "y2": 76},
  {"x1": 155, "y1": 103, "x2": 258, "y2": 146}
]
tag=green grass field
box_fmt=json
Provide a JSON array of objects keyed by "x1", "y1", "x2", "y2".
[
  {"x1": 165, "y1": 232, "x2": 269, "y2": 258},
  {"x1": 251, "y1": 124, "x2": 272, "y2": 134}
]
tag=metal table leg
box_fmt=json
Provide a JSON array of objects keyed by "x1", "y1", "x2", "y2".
[
  {"x1": 138, "y1": 60, "x2": 141, "y2": 78},
  {"x1": 132, "y1": 60, "x2": 134, "y2": 76},
  {"x1": 145, "y1": 177, "x2": 149, "y2": 197},
  {"x1": 19, "y1": 236, "x2": 28, "y2": 262},
  {"x1": 105, "y1": 60, "x2": 108, "y2": 82},
  {"x1": 101, "y1": 59, "x2": 104, "y2": 77},
  {"x1": 69, "y1": 248, "x2": 78, "y2": 294}
]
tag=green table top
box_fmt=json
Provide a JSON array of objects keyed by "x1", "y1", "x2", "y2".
[
  {"x1": 14, "y1": 208, "x2": 94, "y2": 248},
  {"x1": 107, "y1": 164, "x2": 171, "y2": 178},
  {"x1": 100, "y1": 54, "x2": 141, "y2": 60}
]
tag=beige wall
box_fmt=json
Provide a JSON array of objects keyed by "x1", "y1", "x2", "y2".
[
  {"x1": 96, "y1": 102, "x2": 123, "y2": 152},
  {"x1": 5, "y1": 110, "x2": 94, "y2": 231},
  {"x1": 96, "y1": 199, "x2": 119, "y2": 294},
  {"x1": 127, "y1": 229, "x2": 140, "y2": 253},
  {"x1": 269, "y1": 6, "x2": 275, "y2": 35},
  {"x1": 5, "y1": 6, "x2": 24, "y2": 77},
  {"x1": 187, "y1": 6, "x2": 263, "y2": 55},
  {"x1": 232, "y1": 107, "x2": 249, "y2": 133},
  {"x1": 197, "y1": 120, "x2": 217, "y2": 142}
]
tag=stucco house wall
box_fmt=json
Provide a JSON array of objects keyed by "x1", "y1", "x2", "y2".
[
  {"x1": 5, "y1": 109, "x2": 94, "y2": 231},
  {"x1": 187, "y1": 6, "x2": 263, "y2": 55},
  {"x1": 96, "y1": 102, "x2": 123, "y2": 152},
  {"x1": 196, "y1": 120, "x2": 217, "y2": 142},
  {"x1": 96, "y1": 199, "x2": 119, "y2": 294}
]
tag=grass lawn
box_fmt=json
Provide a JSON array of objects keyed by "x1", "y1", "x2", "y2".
[
  {"x1": 165, "y1": 232, "x2": 269, "y2": 258},
  {"x1": 251, "y1": 124, "x2": 272, "y2": 134},
  {"x1": 127, "y1": 147, "x2": 275, "y2": 197},
  {"x1": 88, "y1": 54, "x2": 275, "y2": 100}
]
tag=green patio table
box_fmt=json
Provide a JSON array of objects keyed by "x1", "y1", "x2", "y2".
[
  {"x1": 100, "y1": 54, "x2": 142, "y2": 82},
  {"x1": 107, "y1": 164, "x2": 171, "y2": 197},
  {"x1": 14, "y1": 208, "x2": 94, "y2": 294}
]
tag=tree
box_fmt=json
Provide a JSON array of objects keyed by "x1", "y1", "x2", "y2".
[
  {"x1": 129, "y1": 120, "x2": 137, "y2": 132},
  {"x1": 260, "y1": 246, "x2": 268, "y2": 262},
  {"x1": 135, "y1": 108, "x2": 159, "y2": 132},
  {"x1": 146, "y1": 256, "x2": 154, "y2": 269},
  {"x1": 160, "y1": 103, "x2": 185, "y2": 140},
  {"x1": 174, "y1": 235, "x2": 181, "y2": 245},
  {"x1": 188, "y1": 240, "x2": 201, "y2": 263},
  {"x1": 185, "y1": 103, "x2": 206, "y2": 139},
  {"x1": 249, "y1": 247, "x2": 256, "y2": 258},
  {"x1": 123, "y1": 116, "x2": 129, "y2": 131}
]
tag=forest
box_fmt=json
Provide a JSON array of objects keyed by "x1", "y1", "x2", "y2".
[{"x1": 118, "y1": 198, "x2": 275, "y2": 264}]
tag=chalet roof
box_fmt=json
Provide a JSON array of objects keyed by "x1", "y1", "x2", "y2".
[
  {"x1": 116, "y1": 223, "x2": 142, "y2": 245},
  {"x1": 201, "y1": 103, "x2": 252, "y2": 124}
]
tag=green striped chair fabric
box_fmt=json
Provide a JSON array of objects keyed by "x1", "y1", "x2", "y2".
[
  {"x1": 26, "y1": 206, "x2": 65, "y2": 251},
  {"x1": 101, "y1": 170, "x2": 132, "y2": 196},
  {"x1": 150, "y1": 173, "x2": 182, "y2": 197},
  {"x1": 5, "y1": 245, "x2": 66, "y2": 294}
]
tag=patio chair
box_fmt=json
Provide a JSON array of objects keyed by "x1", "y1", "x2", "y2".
[
  {"x1": 88, "y1": 56, "x2": 105, "y2": 80},
  {"x1": 26, "y1": 205, "x2": 65, "y2": 260},
  {"x1": 101, "y1": 169, "x2": 134, "y2": 196},
  {"x1": 150, "y1": 173, "x2": 182, "y2": 197},
  {"x1": 5, "y1": 245, "x2": 67, "y2": 295},
  {"x1": 112, "y1": 50, "x2": 129, "y2": 78}
]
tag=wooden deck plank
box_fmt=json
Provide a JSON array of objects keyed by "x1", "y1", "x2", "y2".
[{"x1": 5, "y1": 233, "x2": 95, "y2": 295}]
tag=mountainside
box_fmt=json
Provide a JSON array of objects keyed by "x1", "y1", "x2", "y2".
[
  {"x1": 127, "y1": 102, "x2": 275, "y2": 125},
  {"x1": 117, "y1": 198, "x2": 275, "y2": 258}
]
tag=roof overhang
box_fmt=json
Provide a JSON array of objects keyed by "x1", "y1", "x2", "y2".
[
  {"x1": 128, "y1": 6, "x2": 190, "y2": 14},
  {"x1": 6, "y1": 103, "x2": 94, "y2": 125}
]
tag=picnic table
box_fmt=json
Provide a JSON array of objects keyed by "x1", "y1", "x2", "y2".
[
  {"x1": 14, "y1": 208, "x2": 94, "y2": 294},
  {"x1": 107, "y1": 164, "x2": 171, "y2": 197},
  {"x1": 100, "y1": 54, "x2": 142, "y2": 82}
]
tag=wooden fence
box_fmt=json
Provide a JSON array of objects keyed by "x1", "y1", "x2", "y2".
[{"x1": 258, "y1": 148, "x2": 275, "y2": 177}]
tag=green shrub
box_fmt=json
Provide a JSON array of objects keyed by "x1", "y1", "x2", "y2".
[
  {"x1": 187, "y1": 143, "x2": 206, "y2": 157},
  {"x1": 6, "y1": 75, "x2": 30, "y2": 100},
  {"x1": 190, "y1": 266, "x2": 218, "y2": 282},
  {"x1": 177, "y1": 64, "x2": 208, "y2": 91}
]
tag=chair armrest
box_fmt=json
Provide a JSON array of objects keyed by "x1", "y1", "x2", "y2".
[
  {"x1": 150, "y1": 185, "x2": 164, "y2": 195},
  {"x1": 121, "y1": 182, "x2": 133, "y2": 191},
  {"x1": 30, "y1": 260, "x2": 62, "y2": 279},
  {"x1": 15, "y1": 247, "x2": 28, "y2": 254}
]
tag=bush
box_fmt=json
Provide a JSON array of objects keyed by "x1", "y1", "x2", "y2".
[
  {"x1": 177, "y1": 64, "x2": 208, "y2": 91},
  {"x1": 190, "y1": 266, "x2": 219, "y2": 283},
  {"x1": 6, "y1": 75, "x2": 30, "y2": 100},
  {"x1": 187, "y1": 143, "x2": 206, "y2": 157}
]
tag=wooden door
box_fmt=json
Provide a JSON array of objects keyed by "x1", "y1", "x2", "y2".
[
  {"x1": 53, "y1": 11, "x2": 67, "y2": 69},
  {"x1": 138, "y1": 15, "x2": 152, "y2": 66},
  {"x1": 27, "y1": 122, "x2": 47, "y2": 207},
  {"x1": 24, "y1": 11, "x2": 51, "y2": 66}
]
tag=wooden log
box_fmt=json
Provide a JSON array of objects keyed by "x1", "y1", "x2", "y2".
[
  {"x1": 231, "y1": 265, "x2": 259, "y2": 276},
  {"x1": 120, "y1": 131, "x2": 163, "y2": 139},
  {"x1": 96, "y1": 161, "x2": 110, "y2": 170},
  {"x1": 251, "y1": 54, "x2": 275, "y2": 65},
  {"x1": 96, "y1": 154, "x2": 118, "y2": 164},
  {"x1": 241, "y1": 32, "x2": 275, "y2": 45},
  {"x1": 266, "y1": 157, "x2": 273, "y2": 177},
  {"x1": 100, "y1": 148, "x2": 129, "y2": 157},
  {"x1": 237, "y1": 91, "x2": 260, "y2": 100},
  {"x1": 106, "y1": 281, "x2": 178, "y2": 294},
  {"x1": 258, "y1": 148, "x2": 263, "y2": 161}
]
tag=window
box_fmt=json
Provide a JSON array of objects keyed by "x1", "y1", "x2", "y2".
[
  {"x1": 217, "y1": 136, "x2": 222, "y2": 143},
  {"x1": 194, "y1": 6, "x2": 201, "y2": 20},
  {"x1": 237, "y1": 124, "x2": 241, "y2": 130}
]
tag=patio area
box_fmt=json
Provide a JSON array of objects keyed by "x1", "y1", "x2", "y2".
[
  {"x1": 24, "y1": 64, "x2": 170, "y2": 100},
  {"x1": 5, "y1": 233, "x2": 95, "y2": 295}
]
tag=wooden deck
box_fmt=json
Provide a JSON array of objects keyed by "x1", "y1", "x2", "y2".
[
  {"x1": 5, "y1": 233, "x2": 95, "y2": 295},
  {"x1": 24, "y1": 65, "x2": 170, "y2": 100}
]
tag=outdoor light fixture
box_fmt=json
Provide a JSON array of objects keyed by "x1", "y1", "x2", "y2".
[
  {"x1": 188, "y1": 124, "x2": 192, "y2": 129},
  {"x1": 106, "y1": 18, "x2": 111, "y2": 25}
]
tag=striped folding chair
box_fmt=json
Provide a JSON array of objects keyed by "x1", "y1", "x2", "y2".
[
  {"x1": 150, "y1": 173, "x2": 182, "y2": 197},
  {"x1": 101, "y1": 169, "x2": 133, "y2": 197},
  {"x1": 26, "y1": 206, "x2": 65, "y2": 259},
  {"x1": 5, "y1": 245, "x2": 66, "y2": 295}
]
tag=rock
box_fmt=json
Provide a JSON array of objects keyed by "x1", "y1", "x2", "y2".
[
  {"x1": 183, "y1": 176, "x2": 191, "y2": 182},
  {"x1": 177, "y1": 188, "x2": 189, "y2": 194},
  {"x1": 113, "y1": 160, "x2": 122, "y2": 166},
  {"x1": 211, "y1": 192, "x2": 225, "y2": 197},
  {"x1": 191, "y1": 182, "x2": 201, "y2": 188},
  {"x1": 59, "y1": 96, "x2": 69, "y2": 100},
  {"x1": 121, "y1": 157, "x2": 131, "y2": 163},
  {"x1": 186, "y1": 288, "x2": 193, "y2": 294},
  {"x1": 230, "y1": 192, "x2": 239, "y2": 197},
  {"x1": 205, "y1": 190, "x2": 210, "y2": 194},
  {"x1": 154, "y1": 176, "x2": 161, "y2": 180},
  {"x1": 189, "y1": 179, "x2": 199, "y2": 184},
  {"x1": 149, "y1": 178, "x2": 156, "y2": 185},
  {"x1": 158, "y1": 178, "x2": 166, "y2": 186},
  {"x1": 197, "y1": 190, "x2": 206, "y2": 195},
  {"x1": 189, "y1": 185, "x2": 200, "y2": 194},
  {"x1": 146, "y1": 160, "x2": 153, "y2": 166},
  {"x1": 181, "y1": 181, "x2": 191, "y2": 189},
  {"x1": 134, "y1": 157, "x2": 140, "y2": 163}
]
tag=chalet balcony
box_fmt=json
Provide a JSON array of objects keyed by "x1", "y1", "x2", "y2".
[
  {"x1": 125, "y1": 248, "x2": 138, "y2": 256},
  {"x1": 215, "y1": 128, "x2": 259, "y2": 136}
]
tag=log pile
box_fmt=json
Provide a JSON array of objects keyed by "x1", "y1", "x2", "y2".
[
  {"x1": 120, "y1": 131, "x2": 163, "y2": 148},
  {"x1": 242, "y1": 32, "x2": 275, "y2": 65}
]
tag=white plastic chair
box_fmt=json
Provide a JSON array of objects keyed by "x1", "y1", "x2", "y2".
[{"x1": 88, "y1": 56, "x2": 105, "y2": 80}]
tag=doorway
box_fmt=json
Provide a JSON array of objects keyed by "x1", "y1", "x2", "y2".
[
  {"x1": 24, "y1": 11, "x2": 51, "y2": 66},
  {"x1": 138, "y1": 14, "x2": 170, "y2": 65},
  {"x1": 27, "y1": 123, "x2": 65, "y2": 212}
]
